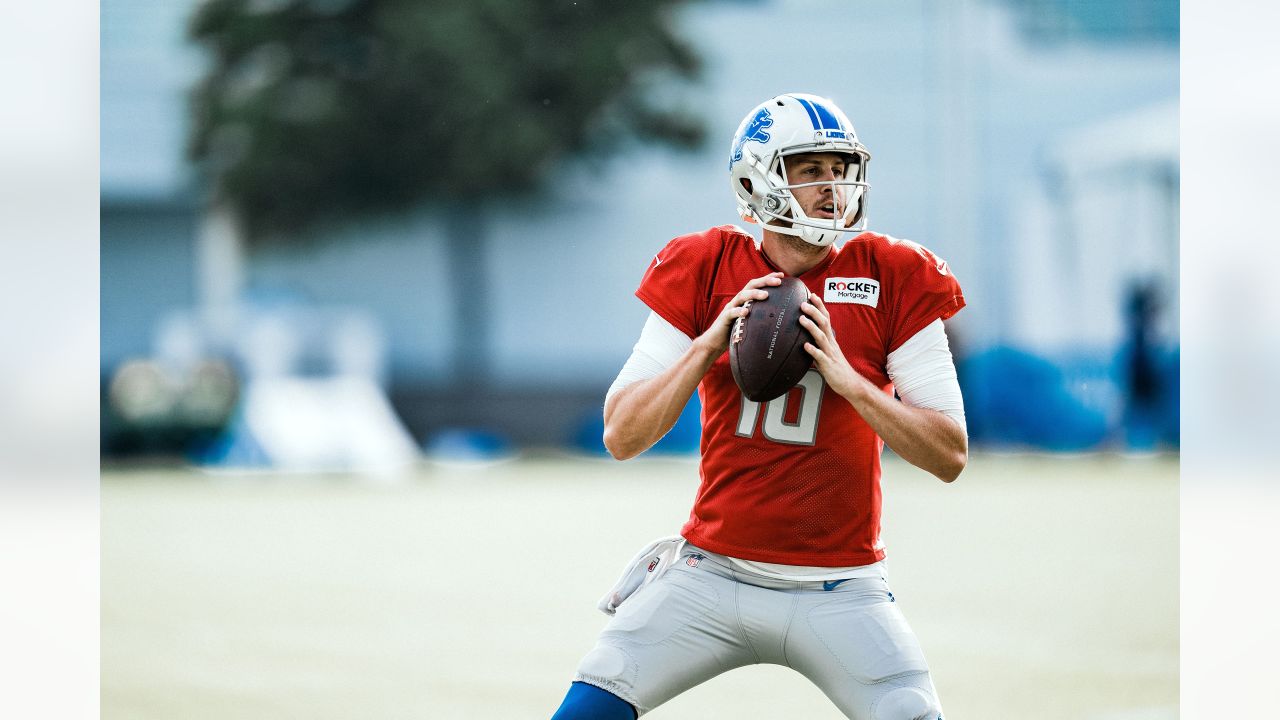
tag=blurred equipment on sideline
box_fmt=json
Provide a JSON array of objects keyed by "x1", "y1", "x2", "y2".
[{"x1": 105, "y1": 304, "x2": 417, "y2": 476}]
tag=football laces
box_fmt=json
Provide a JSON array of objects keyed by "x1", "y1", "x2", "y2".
[{"x1": 731, "y1": 301, "x2": 752, "y2": 344}]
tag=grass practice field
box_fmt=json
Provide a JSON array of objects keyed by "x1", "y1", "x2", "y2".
[{"x1": 102, "y1": 453, "x2": 1178, "y2": 719}]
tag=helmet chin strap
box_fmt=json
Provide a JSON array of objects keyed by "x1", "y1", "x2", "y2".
[
  {"x1": 798, "y1": 225, "x2": 843, "y2": 247},
  {"x1": 783, "y1": 191, "x2": 844, "y2": 247},
  {"x1": 756, "y1": 215, "x2": 845, "y2": 247},
  {"x1": 755, "y1": 192, "x2": 856, "y2": 247}
]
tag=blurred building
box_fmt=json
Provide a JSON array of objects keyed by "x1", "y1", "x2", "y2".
[{"x1": 102, "y1": 0, "x2": 1179, "y2": 454}]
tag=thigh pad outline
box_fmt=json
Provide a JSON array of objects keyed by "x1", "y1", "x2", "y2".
[
  {"x1": 805, "y1": 596, "x2": 930, "y2": 684},
  {"x1": 602, "y1": 567, "x2": 721, "y2": 646}
]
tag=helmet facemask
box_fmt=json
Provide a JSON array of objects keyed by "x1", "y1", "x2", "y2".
[{"x1": 762, "y1": 150, "x2": 868, "y2": 247}]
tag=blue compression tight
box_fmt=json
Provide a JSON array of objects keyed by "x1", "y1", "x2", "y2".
[{"x1": 550, "y1": 681, "x2": 637, "y2": 720}]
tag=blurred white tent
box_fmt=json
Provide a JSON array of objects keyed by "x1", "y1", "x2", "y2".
[
  {"x1": 1008, "y1": 100, "x2": 1179, "y2": 351},
  {"x1": 150, "y1": 304, "x2": 418, "y2": 477}
]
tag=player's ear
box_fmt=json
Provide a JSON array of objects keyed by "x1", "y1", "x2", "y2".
[{"x1": 740, "y1": 178, "x2": 753, "y2": 194}]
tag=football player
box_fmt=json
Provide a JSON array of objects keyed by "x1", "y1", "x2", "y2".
[{"x1": 550, "y1": 93, "x2": 966, "y2": 720}]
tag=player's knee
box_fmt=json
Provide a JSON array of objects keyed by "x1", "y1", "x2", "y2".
[
  {"x1": 872, "y1": 686, "x2": 940, "y2": 720},
  {"x1": 550, "y1": 681, "x2": 637, "y2": 720}
]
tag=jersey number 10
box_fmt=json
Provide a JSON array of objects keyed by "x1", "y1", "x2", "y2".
[{"x1": 734, "y1": 370, "x2": 825, "y2": 445}]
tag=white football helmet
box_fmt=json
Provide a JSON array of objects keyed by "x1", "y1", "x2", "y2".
[{"x1": 729, "y1": 93, "x2": 871, "y2": 247}]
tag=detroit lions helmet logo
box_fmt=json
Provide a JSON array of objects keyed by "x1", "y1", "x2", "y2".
[{"x1": 730, "y1": 107, "x2": 774, "y2": 169}]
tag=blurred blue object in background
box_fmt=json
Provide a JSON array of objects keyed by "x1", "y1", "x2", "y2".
[
  {"x1": 961, "y1": 347, "x2": 1111, "y2": 451},
  {"x1": 1160, "y1": 348, "x2": 1179, "y2": 446},
  {"x1": 1118, "y1": 346, "x2": 1180, "y2": 451},
  {"x1": 573, "y1": 395, "x2": 703, "y2": 456},
  {"x1": 190, "y1": 408, "x2": 271, "y2": 468},
  {"x1": 426, "y1": 428, "x2": 516, "y2": 464},
  {"x1": 961, "y1": 344, "x2": 1178, "y2": 452}
]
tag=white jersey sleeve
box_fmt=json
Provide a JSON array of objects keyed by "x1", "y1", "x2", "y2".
[
  {"x1": 885, "y1": 319, "x2": 966, "y2": 434},
  {"x1": 608, "y1": 314, "x2": 965, "y2": 432},
  {"x1": 605, "y1": 312, "x2": 694, "y2": 402}
]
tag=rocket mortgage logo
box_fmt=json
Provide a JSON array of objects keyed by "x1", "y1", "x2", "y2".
[{"x1": 823, "y1": 277, "x2": 880, "y2": 307}]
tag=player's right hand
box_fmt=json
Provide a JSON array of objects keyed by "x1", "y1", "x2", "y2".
[{"x1": 696, "y1": 272, "x2": 784, "y2": 355}]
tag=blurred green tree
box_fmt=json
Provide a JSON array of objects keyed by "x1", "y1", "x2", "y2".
[{"x1": 187, "y1": 0, "x2": 707, "y2": 385}]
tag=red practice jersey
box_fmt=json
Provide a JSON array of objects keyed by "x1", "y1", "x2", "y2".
[{"x1": 636, "y1": 225, "x2": 965, "y2": 566}]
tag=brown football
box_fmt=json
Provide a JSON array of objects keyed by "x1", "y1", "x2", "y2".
[{"x1": 729, "y1": 277, "x2": 815, "y2": 402}]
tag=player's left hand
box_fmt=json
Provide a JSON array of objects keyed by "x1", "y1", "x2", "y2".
[{"x1": 799, "y1": 294, "x2": 859, "y2": 397}]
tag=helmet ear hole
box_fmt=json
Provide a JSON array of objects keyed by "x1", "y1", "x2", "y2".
[{"x1": 740, "y1": 178, "x2": 753, "y2": 194}]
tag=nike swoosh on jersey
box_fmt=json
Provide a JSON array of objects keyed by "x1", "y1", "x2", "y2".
[{"x1": 822, "y1": 579, "x2": 851, "y2": 591}]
